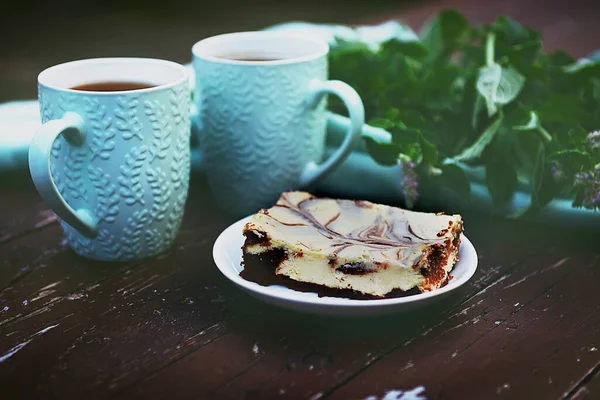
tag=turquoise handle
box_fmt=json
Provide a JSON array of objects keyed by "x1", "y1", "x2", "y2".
[
  {"x1": 28, "y1": 112, "x2": 98, "y2": 238},
  {"x1": 299, "y1": 79, "x2": 364, "y2": 186}
]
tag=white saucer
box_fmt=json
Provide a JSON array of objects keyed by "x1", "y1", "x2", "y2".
[{"x1": 213, "y1": 216, "x2": 478, "y2": 317}]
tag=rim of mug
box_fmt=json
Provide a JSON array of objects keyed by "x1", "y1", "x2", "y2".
[
  {"x1": 192, "y1": 31, "x2": 329, "y2": 65},
  {"x1": 37, "y1": 57, "x2": 190, "y2": 95}
]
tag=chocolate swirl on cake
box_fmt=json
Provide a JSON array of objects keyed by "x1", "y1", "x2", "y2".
[{"x1": 241, "y1": 191, "x2": 463, "y2": 298}]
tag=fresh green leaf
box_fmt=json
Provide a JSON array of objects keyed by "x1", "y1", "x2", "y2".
[
  {"x1": 532, "y1": 142, "x2": 546, "y2": 195},
  {"x1": 562, "y1": 60, "x2": 600, "y2": 93},
  {"x1": 326, "y1": 11, "x2": 600, "y2": 215},
  {"x1": 364, "y1": 137, "x2": 399, "y2": 166},
  {"x1": 420, "y1": 9, "x2": 470, "y2": 60},
  {"x1": 591, "y1": 78, "x2": 600, "y2": 103},
  {"x1": 440, "y1": 163, "x2": 471, "y2": 200},
  {"x1": 513, "y1": 110, "x2": 539, "y2": 131},
  {"x1": 567, "y1": 127, "x2": 588, "y2": 145},
  {"x1": 525, "y1": 142, "x2": 547, "y2": 213},
  {"x1": 512, "y1": 131, "x2": 537, "y2": 174},
  {"x1": 536, "y1": 94, "x2": 593, "y2": 125},
  {"x1": 453, "y1": 114, "x2": 503, "y2": 162},
  {"x1": 548, "y1": 149, "x2": 591, "y2": 171},
  {"x1": 420, "y1": 134, "x2": 438, "y2": 165},
  {"x1": 572, "y1": 188, "x2": 587, "y2": 209},
  {"x1": 506, "y1": 40, "x2": 542, "y2": 65},
  {"x1": 472, "y1": 95, "x2": 483, "y2": 128},
  {"x1": 511, "y1": 143, "x2": 548, "y2": 217},
  {"x1": 486, "y1": 157, "x2": 518, "y2": 209},
  {"x1": 547, "y1": 50, "x2": 576, "y2": 66},
  {"x1": 381, "y1": 39, "x2": 429, "y2": 59},
  {"x1": 390, "y1": 126, "x2": 420, "y2": 145},
  {"x1": 390, "y1": 109, "x2": 426, "y2": 129},
  {"x1": 331, "y1": 39, "x2": 373, "y2": 54},
  {"x1": 492, "y1": 15, "x2": 537, "y2": 44},
  {"x1": 513, "y1": 111, "x2": 552, "y2": 142},
  {"x1": 537, "y1": 164, "x2": 563, "y2": 209},
  {"x1": 564, "y1": 59, "x2": 600, "y2": 75},
  {"x1": 476, "y1": 64, "x2": 525, "y2": 116},
  {"x1": 402, "y1": 142, "x2": 424, "y2": 164}
]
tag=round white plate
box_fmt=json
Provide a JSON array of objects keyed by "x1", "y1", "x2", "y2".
[{"x1": 213, "y1": 215, "x2": 479, "y2": 317}]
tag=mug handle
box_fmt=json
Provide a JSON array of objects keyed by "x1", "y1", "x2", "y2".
[
  {"x1": 28, "y1": 112, "x2": 98, "y2": 238},
  {"x1": 299, "y1": 79, "x2": 364, "y2": 186}
]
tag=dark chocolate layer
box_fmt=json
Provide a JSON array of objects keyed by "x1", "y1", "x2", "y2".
[{"x1": 241, "y1": 248, "x2": 420, "y2": 300}]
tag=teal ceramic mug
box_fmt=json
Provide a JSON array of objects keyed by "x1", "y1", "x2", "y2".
[
  {"x1": 191, "y1": 31, "x2": 365, "y2": 216},
  {"x1": 29, "y1": 58, "x2": 191, "y2": 261}
]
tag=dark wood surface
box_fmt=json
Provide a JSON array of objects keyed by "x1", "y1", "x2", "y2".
[{"x1": 1, "y1": 0, "x2": 600, "y2": 399}]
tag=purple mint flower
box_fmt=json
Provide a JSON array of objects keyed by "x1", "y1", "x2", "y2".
[
  {"x1": 582, "y1": 186, "x2": 600, "y2": 210},
  {"x1": 573, "y1": 168, "x2": 600, "y2": 209},
  {"x1": 574, "y1": 171, "x2": 591, "y2": 187},
  {"x1": 573, "y1": 164, "x2": 600, "y2": 209},
  {"x1": 586, "y1": 130, "x2": 600, "y2": 149},
  {"x1": 399, "y1": 157, "x2": 418, "y2": 209}
]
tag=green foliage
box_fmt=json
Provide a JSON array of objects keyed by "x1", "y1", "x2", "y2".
[{"x1": 328, "y1": 10, "x2": 600, "y2": 212}]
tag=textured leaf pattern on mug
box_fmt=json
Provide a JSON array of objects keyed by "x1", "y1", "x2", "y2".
[
  {"x1": 170, "y1": 86, "x2": 189, "y2": 126},
  {"x1": 97, "y1": 229, "x2": 122, "y2": 259},
  {"x1": 115, "y1": 96, "x2": 143, "y2": 140},
  {"x1": 85, "y1": 98, "x2": 116, "y2": 160},
  {"x1": 172, "y1": 128, "x2": 190, "y2": 190},
  {"x1": 144, "y1": 100, "x2": 172, "y2": 161},
  {"x1": 57, "y1": 94, "x2": 77, "y2": 115},
  {"x1": 196, "y1": 58, "x2": 327, "y2": 213},
  {"x1": 50, "y1": 163, "x2": 66, "y2": 199},
  {"x1": 147, "y1": 167, "x2": 171, "y2": 221},
  {"x1": 253, "y1": 65, "x2": 305, "y2": 178},
  {"x1": 88, "y1": 165, "x2": 119, "y2": 224},
  {"x1": 198, "y1": 63, "x2": 255, "y2": 209},
  {"x1": 256, "y1": 67, "x2": 299, "y2": 125},
  {"x1": 118, "y1": 146, "x2": 148, "y2": 206},
  {"x1": 39, "y1": 92, "x2": 54, "y2": 123},
  {"x1": 64, "y1": 226, "x2": 93, "y2": 258},
  {"x1": 51, "y1": 140, "x2": 62, "y2": 159},
  {"x1": 164, "y1": 190, "x2": 187, "y2": 245},
  {"x1": 47, "y1": 81, "x2": 190, "y2": 262},
  {"x1": 64, "y1": 148, "x2": 88, "y2": 201},
  {"x1": 145, "y1": 228, "x2": 161, "y2": 256},
  {"x1": 121, "y1": 209, "x2": 149, "y2": 259}
]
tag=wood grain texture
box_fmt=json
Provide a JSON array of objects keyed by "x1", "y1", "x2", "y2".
[
  {"x1": 0, "y1": 175, "x2": 57, "y2": 246},
  {"x1": 568, "y1": 364, "x2": 600, "y2": 399},
  {"x1": 327, "y1": 254, "x2": 600, "y2": 400},
  {"x1": 2, "y1": 177, "x2": 599, "y2": 399}
]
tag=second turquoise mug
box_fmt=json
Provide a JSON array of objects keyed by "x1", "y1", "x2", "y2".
[{"x1": 191, "y1": 31, "x2": 365, "y2": 216}]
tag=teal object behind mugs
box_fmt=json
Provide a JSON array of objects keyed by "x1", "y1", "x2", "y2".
[
  {"x1": 191, "y1": 31, "x2": 364, "y2": 216},
  {"x1": 29, "y1": 58, "x2": 191, "y2": 261}
]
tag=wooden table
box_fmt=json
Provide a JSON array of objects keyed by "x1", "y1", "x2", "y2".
[
  {"x1": 1, "y1": 174, "x2": 599, "y2": 400},
  {"x1": 1, "y1": 1, "x2": 599, "y2": 399}
]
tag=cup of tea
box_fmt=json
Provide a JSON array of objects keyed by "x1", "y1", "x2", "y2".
[
  {"x1": 191, "y1": 31, "x2": 365, "y2": 216},
  {"x1": 29, "y1": 58, "x2": 191, "y2": 261}
]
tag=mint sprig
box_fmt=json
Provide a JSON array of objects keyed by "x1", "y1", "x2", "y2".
[{"x1": 328, "y1": 10, "x2": 600, "y2": 214}]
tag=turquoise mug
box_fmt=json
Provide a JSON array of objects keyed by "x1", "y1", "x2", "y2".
[
  {"x1": 191, "y1": 31, "x2": 365, "y2": 216},
  {"x1": 29, "y1": 58, "x2": 191, "y2": 261}
]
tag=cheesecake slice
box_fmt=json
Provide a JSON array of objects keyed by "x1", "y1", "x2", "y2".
[{"x1": 241, "y1": 192, "x2": 463, "y2": 298}]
